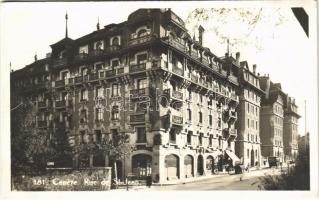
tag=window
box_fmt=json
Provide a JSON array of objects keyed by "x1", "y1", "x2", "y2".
[
  {"x1": 209, "y1": 115, "x2": 212, "y2": 126},
  {"x1": 112, "y1": 37, "x2": 119, "y2": 46},
  {"x1": 188, "y1": 89, "x2": 192, "y2": 100},
  {"x1": 111, "y1": 129, "x2": 119, "y2": 146},
  {"x1": 187, "y1": 109, "x2": 192, "y2": 121},
  {"x1": 137, "y1": 53, "x2": 147, "y2": 64},
  {"x1": 95, "y1": 130, "x2": 102, "y2": 143},
  {"x1": 199, "y1": 133, "x2": 203, "y2": 146},
  {"x1": 61, "y1": 71, "x2": 68, "y2": 80},
  {"x1": 199, "y1": 94, "x2": 203, "y2": 103},
  {"x1": 95, "y1": 41, "x2": 103, "y2": 50},
  {"x1": 247, "y1": 102, "x2": 250, "y2": 113},
  {"x1": 96, "y1": 86, "x2": 104, "y2": 98},
  {"x1": 80, "y1": 109, "x2": 87, "y2": 123},
  {"x1": 199, "y1": 112, "x2": 203, "y2": 123},
  {"x1": 187, "y1": 131, "x2": 192, "y2": 145},
  {"x1": 111, "y1": 106, "x2": 119, "y2": 120},
  {"x1": 247, "y1": 119, "x2": 250, "y2": 128},
  {"x1": 136, "y1": 127, "x2": 146, "y2": 143},
  {"x1": 169, "y1": 129, "x2": 176, "y2": 143},
  {"x1": 80, "y1": 89, "x2": 88, "y2": 101},
  {"x1": 96, "y1": 108, "x2": 103, "y2": 121},
  {"x1": 209, "y1": 135, "x2": 213, "y2": 146},
  {"x1": 247, "y1": 149, "x2": 250, "y2": 158},
  {"x1": 137, "y1": 29, "x2": 148, "y2": 37},
  {"x1": 79, "y1": 45, "x2": 88, "y2": 54},
  {"x1": 111, "y1": 59, "x2": 120, "y2": 68},
  {"x1": 256, "y1": 121, "x2": 258, "y2": 130},
  {"x1": 112, "y1": 84, "x2": 119, "y2": 97},
  {"x1": 80, "y1": 131, "x2": 86, "y2": 143},
  {"x1": 95, "y1": 63, "x2": 103, "y2": 71},
  {"x1": 137, "y1": 78, "x2": 147, "y2": 89}
]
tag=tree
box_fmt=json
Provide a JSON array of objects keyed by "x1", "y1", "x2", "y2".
[
  {"x1": 186, "y1": 8, "x2": 288, "y2": 53},
  {"x1": 75, "y1": 130, "x2": 133, "y2": 182},
  {"x1": 11, "y1": 100, "x2": 56, "y2": 175},
  {"x1": 258, "y1": 143, "x2": 310, "y2": 190}
]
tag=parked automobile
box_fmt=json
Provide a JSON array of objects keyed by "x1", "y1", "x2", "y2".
[{"x1": 268, "y1": 156, "x2": 280, "y2": 167}]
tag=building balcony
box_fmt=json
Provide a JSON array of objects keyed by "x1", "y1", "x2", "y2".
[
  {"x1": 228, "y1": 75, "x2": 238, "y2": 84},
  {"x1": 89, "y1": 73, "x2": 99, "y2": 81},
  {"x1": 172, "y1": 115, "x2": 183, "y2": 126},
  {"x1": 38, "y1": 101, "x2": 47, "y2": 109},
  {"x1": 117, "y1": 67, "x2": 124, "y2": 75},
  {"x1": 128, "y1": 35, "x2": 153, "y2": 46},
  {"x1": 52, "y1": 58, "x2": 67, "y2": 69},
  {"x1": 67, "y1": 77, "x2": 74, "y2": 85},
  {"x1": 130, "y1": 87, "x2": 150, "y2": 99},
  {"x1": 129, "y1": 63, "x2": 146, "y2": 73},
  {"x1": 191, "y1": 74, "x2": 198, "y2": 83},
  {"x1": 165, "y1": 10, "x2": 186, "y2": 28},
  {"x1": 172, "y1": 66, "x2": 184, "y2": 76},
  {"x1": 88, "y1": 49, "x2": 104, "y2": 58},
  {"x1": 74, "y1": 53, "x2": 88, "y2": 62},
  {"x1": 37, "y1": 120, "x2": 47, "y2": 128},
  {"x1": 171, "y1": 89, "x2": 183, "y2": 101},
  {"x1": 105, "y1": 45, "x2": 121, "y2": 53},
  {"x1": 74, "y1": 76, "x2": 83, "y2": 84},
  {"x1": 190, "y1": 50, "x2": 198, "y2": 60},
  {"x1": 166, "y1": 37, "x2": 186, "y2": 52},
  {"x1": 130, "y1": 113, "x2": 145, "y2": 124},
  {"x1": 105, "y1": 69, "x2": 116, "y2": 78},
  {"x1": 223, "y1": 128, "x2": 237, "y2": 140},
  {"x1": 55, "y1": 100, "x2": 66, "y2": 109},
  {"x1": 55, "y1": 80, "x2": 65, "y2": 88}
]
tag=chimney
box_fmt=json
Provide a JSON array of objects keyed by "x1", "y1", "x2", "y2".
[
  {"x1": 253, "y1": 64, "x2": 257, "y2": 74},
  {"x1": 198, "y1": 25, "x2": 205, "y2": 46},
  {"x1": 34, "y1": 54, "x2": 37, "y2": 61},
  {"x1": 225, "y1": 53, "x2": 229, "y2": 58},
  {"x1": 235, "y1": 52, "x2": 240, "y2": 65}
]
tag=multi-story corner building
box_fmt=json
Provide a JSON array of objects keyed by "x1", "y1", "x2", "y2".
[
  {"x1": 283, "y1": 95, "x2": 300, "y2": 162},
  {"x1": 259, "y1": 75, "x2": 285, "y2": 162},
  {"x1": 11, "y1": 9, "x2": 242, "y2": 184},
  {"x1": 233, "y1": 58, "x2": 264, "y2": 168}
]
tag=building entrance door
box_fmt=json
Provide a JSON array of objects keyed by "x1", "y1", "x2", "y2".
[
  {"x1": 197, "y1": 155, "x2": 204, "y2": 175},
  {"x1": 251, "y1": 149, "x2": 255, "y2": 167}
]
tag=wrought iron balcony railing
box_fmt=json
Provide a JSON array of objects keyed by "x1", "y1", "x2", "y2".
[
  {"x1": 130, "y1": 113, "x2": 145, "y2": 123},
  {"x1": 130, "y1": 63, "x2": 146, "y2": 73},
  {"x1": 128, "y1": 35, "x2": 153, "y2": 46}
]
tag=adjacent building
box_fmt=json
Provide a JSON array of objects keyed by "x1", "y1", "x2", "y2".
[
  {"x1": 259, "y1": 76, "x2": 286, "y2": 162},
  {"x1": 235, "y1": 60, "x2": 264, "y2": 168},
  {"x1": 283, "y1": 95, "x2": 301, "y2": 162}
]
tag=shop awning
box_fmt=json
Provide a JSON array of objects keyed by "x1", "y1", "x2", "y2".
[{"x1": 225, "y1": 150, "x2": 240, "y2": 163}]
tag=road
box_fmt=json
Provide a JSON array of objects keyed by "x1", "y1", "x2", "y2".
[{"x1": 147, "y1": 168, "x2": 281, "y2": 191}]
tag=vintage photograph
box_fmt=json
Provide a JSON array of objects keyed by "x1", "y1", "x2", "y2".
[{"x1": 1, "y1": 1, "x2": 317, "y2": 194}]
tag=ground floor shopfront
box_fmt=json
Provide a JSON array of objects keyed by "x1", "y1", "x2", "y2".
[{"x1": 112, "y1": 146, "x2": 240, "y2": 184}]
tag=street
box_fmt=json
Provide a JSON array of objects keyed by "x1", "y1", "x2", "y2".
[{"x1": 121, "y1": 168, "x2": 282, "y2": 191}]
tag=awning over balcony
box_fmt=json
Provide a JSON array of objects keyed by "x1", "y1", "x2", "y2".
[{"x1": 225, "y1": 150, "x2": 240, "y2": 163}]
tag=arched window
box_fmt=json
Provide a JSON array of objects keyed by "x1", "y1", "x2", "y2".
[
  {"x1": 112, "y1": 37, "x2": 119, "y2": 46},
  {"x1": 137, "y1": 29, "x2": 148, "y2": 38},
  {"x1": 95, "y1": 41, "x2": 103, "y2": 50}
]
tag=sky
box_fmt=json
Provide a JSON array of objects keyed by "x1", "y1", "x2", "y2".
[{"x1": 0, "y1": 1, "x2": 317, "y2": 136}]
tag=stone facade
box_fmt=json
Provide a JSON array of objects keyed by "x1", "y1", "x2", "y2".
[
  {"x1": 235, "y1": 60, "x2": 264, "y2": 168},
  {"x1": 283, "y1": 96, "x2": 300, "y2": 162},
  {"x1": 259, "y1": 76, "x2": 285, "y2": 162},
  {"x1": 10, "y1": 8, "x2": 300, "y2": 184}
]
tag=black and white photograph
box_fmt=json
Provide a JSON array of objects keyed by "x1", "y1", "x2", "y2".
[{"x1": 0, "y1": 0, "x2": 317, "y2": 198}]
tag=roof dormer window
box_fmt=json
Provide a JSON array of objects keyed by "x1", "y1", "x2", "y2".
[
  {"x1": 111, "y1": 36, "x2": 120, "y2": 46},
  {"x1": 95, "y1": 41, "x2": 103, "y2": 50},
  {"x1": 79, "y1": 45, "x2": 89, "y2": 55}
]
